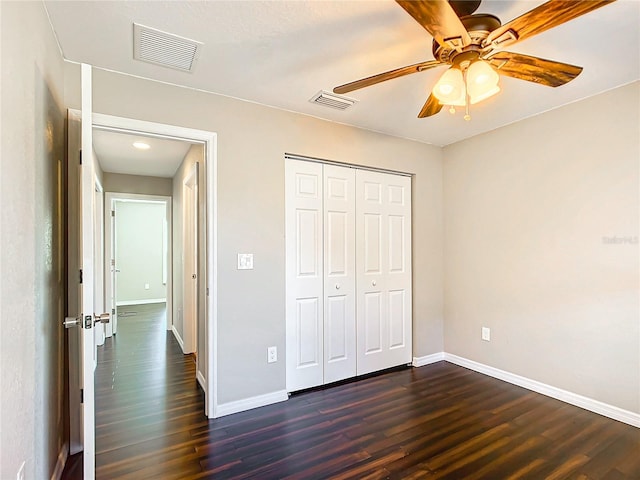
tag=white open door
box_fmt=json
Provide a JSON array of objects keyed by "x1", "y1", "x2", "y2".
[{"x1": 65, "y1": 63, "x2": 97, "y2": 479}]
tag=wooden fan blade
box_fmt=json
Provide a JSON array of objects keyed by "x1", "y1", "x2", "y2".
[
  {"x1": 333, "y1": 60, "x2": 444, "y2": 94},
  {"x1": 485, "y1": 0, "x2": 616, "y2": 49},
  {"x1": 488, "y1": 52, "x2": 583, "y2": 87},
  {"x1": 418, "y1": 94, "x2": 443, "y2": 118},
  {"x1": 396, "y1": 0, "x2": 471, "y2": 49}
]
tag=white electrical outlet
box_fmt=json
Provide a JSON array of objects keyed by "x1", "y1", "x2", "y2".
[
  {"x1": 267, "y1": 346, "x2": 277, "y2": 363},
  {"x1": 17, "y1": 461, "x2": 25, "y2": 480},
  {"x1": 482, "y1": 327, "x2": 491, "y2": 342},
  {"x1": 144, "y1": 283, "x2": 150, "y2": 290}
]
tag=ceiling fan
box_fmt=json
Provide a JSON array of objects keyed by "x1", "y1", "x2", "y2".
[{"x1": 333, "y1": 0, "x2": 616, "y2": 120}]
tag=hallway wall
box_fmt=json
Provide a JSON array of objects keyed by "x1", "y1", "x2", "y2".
[
  {"x1": 104, "y1": 172, "x2": 173, "y2": 197},
  {"x1": 115, "y1": 201, "x2": 167, "y2": 304},
  {"x1": 0, "y1": 2, "x2": 67, "y2": 479}
]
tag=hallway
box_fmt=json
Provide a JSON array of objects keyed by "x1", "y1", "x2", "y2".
[
  {"x1": 63, "y1": 303, "x2": 208, "y2": 479},
  {"x1": 94, "y1": 303, "x2": 207, "y2": 477}
]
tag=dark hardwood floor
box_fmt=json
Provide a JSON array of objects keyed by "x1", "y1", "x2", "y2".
[{"x1": 62, "y1": 304, "x2": 640, "y2": 479}]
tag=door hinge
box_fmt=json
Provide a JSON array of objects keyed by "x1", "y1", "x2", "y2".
[
  {"x1": 79, "y1": 149, "x2": 82, "y2": 165},
  {"x1": 79, "y1": 269, "x2": 83, "y2": 284},
  {"x1": 80, "y1": 389, "x2": 84, "y2": 404},
  {"x1": 206, "y1": 287, "x2": 209, "y2": 296},
  {"x1": 112, "y1": 308, "x2": 115, "y2": 315},
  {"x1": 111, "y1": 210, "x2": 115, "y2": 217}
]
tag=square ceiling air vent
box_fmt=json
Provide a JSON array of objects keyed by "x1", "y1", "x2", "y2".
[
  {"x1": 133, "y1": 23, "x2": 203, "y2": 73},
  {"x1": 310, "y1": 91, "x2": 357, "y2": 110}
]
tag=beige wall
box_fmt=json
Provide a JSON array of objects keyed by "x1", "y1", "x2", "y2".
[
  {"x1": 0, "y1": 2, "x2": 66, "y2": 479},
  {"x1": 65, "y1": 63, "x2": 445, "y2": 404},
  {"x1": 103, "y1": 172, "x2": 173, "y2": 196},
  {"x1": 116, "y1": 202, "x2": 167, "y2": 303},
  {"x1": 443, "y1": 82, "x2": 640, "y2": 413}
]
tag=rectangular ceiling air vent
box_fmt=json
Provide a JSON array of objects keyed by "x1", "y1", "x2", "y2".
[
  {"x1": 133, "y1": 23, "x2": 203, "y2": 73},
  {"x1": 310, "y1": 91, "x2": 357, "y2": 110}
]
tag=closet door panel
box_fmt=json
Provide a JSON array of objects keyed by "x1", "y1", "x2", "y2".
[
  {"x1": 357, "y1": 170, "x2": 412, "y2": 375},
  {"x1": 385, "y1": 175, "x2": 412, "y2": 367},
  {"x1": 286, "y1": 160, "x2": 324, "y2": 391},
  {"x1": 323, "y1": 165, "x2": 356, "y2": 384}
]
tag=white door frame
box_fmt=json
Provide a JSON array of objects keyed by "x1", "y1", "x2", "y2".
[
  {"x1": 94, "y1": 177, "x2": 106, "y2": 350},
  {"x1": 91, "y1": 113, "x2": 219, "y2": 418},
  {"x1": 105, "y1": 193, "x2": 173, "y2": 333}
]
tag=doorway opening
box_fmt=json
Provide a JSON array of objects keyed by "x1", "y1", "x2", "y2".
[{"x1": 88, "y1": 113, "x2": 218, "y2": 419}]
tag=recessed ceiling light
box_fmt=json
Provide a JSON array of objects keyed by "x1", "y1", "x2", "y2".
[{"x1": 133, "y1": 141, "x2": 150, "y2": 150}]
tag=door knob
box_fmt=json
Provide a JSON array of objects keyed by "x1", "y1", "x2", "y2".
[
  {"x1": 372, "y1": 280, "x2": 377, "y2": 287},
  {"x1": 94, "y1": 312, "x2": 110, "y2": 325},
  {"x1": 192, "y1": 274, "x2": 197, "y2": 279},
  {"x1": 63, "y1": 316, "x2": 81, "y2": 329},
  {"x1": 335, "y1": 284, "x2": 341, "y2": 290}
]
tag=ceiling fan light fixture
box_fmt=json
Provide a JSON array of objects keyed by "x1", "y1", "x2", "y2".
[
  {"x1": 432, "y1": 67, "x2": 465, "y2": 106},
  {"x1": 467, "y1": 60, "x2": 500, "y2": 104}
]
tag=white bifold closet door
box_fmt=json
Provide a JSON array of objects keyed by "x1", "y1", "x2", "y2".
[
  {"x1": 285, "y1": 159, "x2": 411, "y2": 392},
  {"x1": 356, "y1": 170, "x2": 412, "y2": 375},
  {"x1": 285, "y1": 160, "x2": 356, "y2": 391},
  {"x1": 323, "y1": 165, "x2": 356, "y2": 384}
]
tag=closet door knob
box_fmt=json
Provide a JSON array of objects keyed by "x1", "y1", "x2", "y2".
[
  {"x1": 335, "y1": 284, "x2": 341, "y2": 290},
  {"x1": 372, "y1": 280, "x2": 377, "y2": 287}
]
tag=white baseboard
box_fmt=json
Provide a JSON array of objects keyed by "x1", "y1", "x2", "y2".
[
  {"x1": 215, "y1": 390, "x2": 289, "y2": 418},
  {"x1": 51, "y1": 442, "x2": 68, "y2": 480},
  {"x1": 412, "y1": 352, "x2": 445, "y2": 367},
  {"x1": 442, "y1": 353, "x2": 640, "y2": 428},
  {"x1": 171, "y1": 325, "x2": 185, "y2": 352},
  {"x1": 116, "y1": 298, "x2": 166, "y2": 306},
  {"x1": 196, "y1": 370, "x2": 206, "y2": 391}
]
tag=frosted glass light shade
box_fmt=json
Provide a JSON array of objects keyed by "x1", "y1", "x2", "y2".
[
  {"x1": 432, "y1": 68, "x2": 466, "y2": 106},
  {"x1": 467, "y1": 60, "x2": 500, "y2": 104}
]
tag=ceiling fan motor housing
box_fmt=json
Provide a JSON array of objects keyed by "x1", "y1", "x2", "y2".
[{"x1": 432, "y1": 14, "x2": 502, "y2": 62}]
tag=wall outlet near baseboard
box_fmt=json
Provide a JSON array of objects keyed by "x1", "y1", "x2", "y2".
[
  {"x1": 267, "y1": 346, "x2": 277, "y2": 363},
  {"x1": 144, "y1": 283, "x2": 150, "y2": 290},
  {"x1": 481, "y1": 327, "x2": 491, "y2": 342}
]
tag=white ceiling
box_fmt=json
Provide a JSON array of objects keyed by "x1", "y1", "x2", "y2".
[
  {"x1": 46, "y1": 1, "x2": 639, "y2": 146},
  {"x1": 93, "y1": 129, "x2": 193, "y2": 177}
]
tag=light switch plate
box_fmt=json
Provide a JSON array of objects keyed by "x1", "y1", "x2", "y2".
[
  {"x1": 237, "y1": 253, "x2": 254, "y2": 270},
  {"x1": 481, "y1": 327, "x2": 491, "y2": 342}
]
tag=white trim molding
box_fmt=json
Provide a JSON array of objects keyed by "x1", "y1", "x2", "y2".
[
  {"x1": 444, "y1": 353, "x2": 640, "y2": 428},
  {"x1": 216, "y1": 390, "x2": 289, "y2": 418},
  {"x1": 412, "y1": 352, "x2": 445, "y2": 367},
  {"x1": 116, "y1": 298, "x2": 167, "y2": 306},
  {"x1": 171, "y1": 325, "x2": 185, "y2": 352},
  {"x1": 411, "y1": 352, "x2": 640, "y2": 428},
  {"x1": 196, "y1": 371, "x2": 206, "y2": 392}
]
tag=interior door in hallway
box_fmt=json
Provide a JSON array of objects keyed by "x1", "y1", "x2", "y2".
[
  {"x1": 183, "y1": 162, "x2": 199, "y2": 354},
  {"x1": 356, "y1": 169, "x2": 412, "y2": 375}
]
